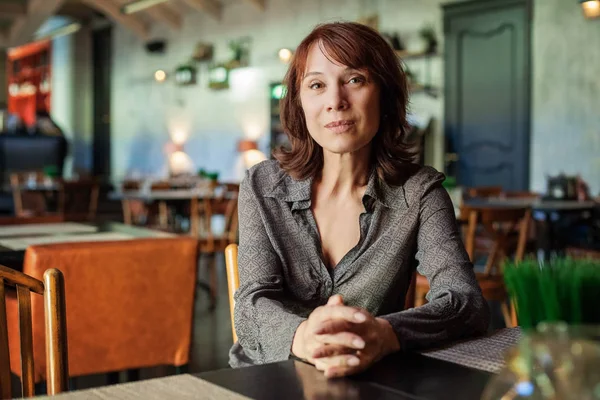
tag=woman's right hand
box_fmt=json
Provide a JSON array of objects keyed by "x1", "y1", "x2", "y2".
[{"x1": 291, "y1": 295, "x2": 368, "y2": 364}]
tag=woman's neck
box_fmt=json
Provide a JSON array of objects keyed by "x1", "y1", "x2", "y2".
[{"x1": 316, "y1": 145, "x2": 371, "y2": 199}]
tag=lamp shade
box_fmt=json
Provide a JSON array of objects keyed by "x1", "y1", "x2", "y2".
[
  {"x1": 237, "y1": 139, "x2": 258, "y2": 152},
  {"x1": 581, "y1": 0, "x2": 600, "y2": 18}
]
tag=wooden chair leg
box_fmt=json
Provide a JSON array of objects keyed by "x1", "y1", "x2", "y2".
[
  {"x1": 500, "y1": 302, "x2": 515, "y2": 328},
  {"x1": 510, "y1": 301, "x2": 518, "y2": 327},
  {"x1": 122, "y1": 200, "x2": 132, "y2": 225},
  {"x1": 158, "y1": 201, "x2": 168, "y2": 228},
  {"x1": 208, "y1": 253, "x2": 217, "y2": 310}
]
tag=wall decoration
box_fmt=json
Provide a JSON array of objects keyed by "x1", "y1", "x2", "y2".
[
  {"x1": 225, "y1": 37, "x2": 251, "y2": 69},
  {"x1": 419, "y1": 24, "x2": 439, "y2": 54},
  {"x1": 208, "y1": 64, "x2": 229, "y2": 90},
  {"x1": 356, "y1": 14, "x2": 379, "y2": 31},
  {"x1": 193, "y1": 42, "x2": 214, "y2": 62},
  {"x1": 174, "y1": 63, "x2": 197, "y2": 86}
]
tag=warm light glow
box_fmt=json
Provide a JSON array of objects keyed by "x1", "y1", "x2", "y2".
[
  {"x1": 154, "y1": 70, "x2": 167, "y2": 82},
  {"x1": 171, "y1": 129, "x2": 188, "y2": 145},
  {"x1": 278, "y1": 48, "x2": 293, "y2": 63},
  {"x1": 169, "y1": 151, "x2": 194, "y2": 175},
  {"x1": 582, "y1": 0, "x2": 600, "y2": 18},
  {"x1": 243, "y1": 122, "x2": 264, "y2": 141},
  {"x1": 243, "y1": 149, "x2": 267, "y2": 169}
]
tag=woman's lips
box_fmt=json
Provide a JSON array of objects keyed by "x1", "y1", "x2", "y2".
[{"x1": 325, "y1": 120, "x2": 355, "y2": 133}]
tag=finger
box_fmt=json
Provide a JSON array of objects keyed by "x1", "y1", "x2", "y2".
[
  {"x1": 312, "y1": 344, "x2": 357, "y2": 359},
  {"x1": 312, "y1": 305, "x2": 367, "y2": 328},
  {"x1": 324, "y1": 365, "x2": 362, "y2": 379},
  {"x1": 316, "y1": 332, "x2": 365, "y2": 349},
  {"x1": 327, "y1": 295, "x2": 344, "y2": 306},
  {"x1": 314, "y1": 318, "x2": 360, "y2": 335},
  {"x1": 314, "y1": 354, "x2": 360, "y2": 371}
]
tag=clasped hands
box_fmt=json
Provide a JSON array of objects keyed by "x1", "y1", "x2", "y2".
[{"x1": 291, "y1": 295, "x2": 400, "y2": 378}]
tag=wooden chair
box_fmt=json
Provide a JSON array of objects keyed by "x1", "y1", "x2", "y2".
[
  {"x1": 415, "y1": 205, "x2": 531, "y2": 328},
  {"x1": 121, "y1": 181, "x2": 174, "y2": 229},
  {"x1": 224, "y1": 244, "x2": 239, "y2": 343},
  {"x1": 0, "y1": 265, "x2": 68, "y2": 398},
  {"x1": 464, "y1": 186, "x2": 503, "y2": 200},
  {"x1": 120, "y1": 180, "x2": 143, "y2": 225},
  {"x1": 58, "y1": 180, "x2": 100, "y2": 222},
  {"x1": 0, "y1": 215, "x2": 64, "y2": 226},
  {"x1": 10, "y1": 172, "x2": 53, "y2": 217},
  {"x1": 193, "y1": 184, "x2": 240, "y2": 307},
  {"x1": 6, "y1": 238, "x2": 197, "y2": 384}
]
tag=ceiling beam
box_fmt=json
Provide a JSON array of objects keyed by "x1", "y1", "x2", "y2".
[
  {"x1": 180, "y1": 0, "x2": 222, "y2": 21},
  {"x1": 242, "y1": 0, "x2": 265, "y2": 11},
  {"x1": 9, "y1": 0, "x2": 68, "y2": 47},
  {"x1": 0, "y1": 2, "x2": 28, "y2": 18},
  {"x1": 0, "y1": 30, "x2": 8, "y2": 48},
  {"x1": 144, "y1": 4, "x2": 182, "y2": 30},
  {"x1": 82, "y1": 0, "x2": 149, "y2": 40}
]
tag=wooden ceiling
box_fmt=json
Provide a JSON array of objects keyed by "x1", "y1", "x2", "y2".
[{"x1": 0, "y1": 0, "x2": 267, "y2": 48}]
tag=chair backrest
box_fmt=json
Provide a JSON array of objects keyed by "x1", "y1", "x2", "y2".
[
  {"x1": 197, "y1": 185, "x2": 239, "y2": 249},
  {"x1": 461, "y1": 205, "x2": 532, "y2": 275},
  {"x1": 58, "y1": 180, "x2": 100, "y2": 222},
  {"x1": 224, "y1": 244, "x2": 239, "y2": 343},
  {"x1": 5, "y1": 238, "x2": 198, "y2": 381},
  {"x1": 121, "y1": 180, "x2": 141, "y2": 191},
  {"x1": 501, "y1": 191, "x2": 541, "y2": 199},
  {"x1": 464, "y1": 186, "x2": 503, "y2": 200},
  {"x1": 0, "y1": 215, "x2": 64, "y2": 226},
  {"x1": 150, "y1": 181, "x2": 171, "y2": 191},
  {"x1": 9, "y1": 172, "x2": 49, "y2": 217},
  {"x1": 0, "y1": 265, "x2": 68, "y2": 398}
]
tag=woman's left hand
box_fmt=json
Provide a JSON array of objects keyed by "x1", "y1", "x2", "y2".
[{"x1": 311, "y1": 295, "x2": 400, "y2": 378}]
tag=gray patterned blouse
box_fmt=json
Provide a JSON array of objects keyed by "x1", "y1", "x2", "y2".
[{"x1": 229, "y1": 160, "x2": 489, "y2": 367}]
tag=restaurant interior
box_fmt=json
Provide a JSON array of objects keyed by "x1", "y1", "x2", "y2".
[{"x1": 0, "y1": 0, "x2": 599, "y2": 398}]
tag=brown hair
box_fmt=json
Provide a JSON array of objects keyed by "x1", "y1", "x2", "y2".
[{"x1": 274, "y1": 21, "x2": 416, "y2": 185}]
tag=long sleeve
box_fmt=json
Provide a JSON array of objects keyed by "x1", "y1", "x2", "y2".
[
  {"x1": 230, "y1": 170, "x2": 307, "y2": 367},
  {"x1": 379, "y1": 179, "x2": 490, "y2": 350}
]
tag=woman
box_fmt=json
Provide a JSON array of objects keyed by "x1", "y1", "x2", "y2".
[{"x1": 230, "y1": 22, "x2": 489, "y2": 378}]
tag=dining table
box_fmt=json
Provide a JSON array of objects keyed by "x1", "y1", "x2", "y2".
[
  {"x1": 0, "y1": 221, "x2": 175, "y2": 271},
  {"x1": 109, "y1": 189, "x2": 237, "y2": 236},
  {"x1": 462, "y1": 197, "x2": 598, "y2": 259},
  {"x1": 34, "y1": 328, "x2": 520, "y2": 399}
]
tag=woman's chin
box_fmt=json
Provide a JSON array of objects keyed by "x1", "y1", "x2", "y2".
[{"x1": 321, "y1": 140, "x2": 371, "y2": 156}]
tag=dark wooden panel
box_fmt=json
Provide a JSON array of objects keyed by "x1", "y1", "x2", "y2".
[{"x1": 444, "y1": 0, "x2": 531, "y2": 190}]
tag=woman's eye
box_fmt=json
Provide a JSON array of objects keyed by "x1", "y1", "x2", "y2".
[
  {"x1": 309, "y1": 82, "x2": 323, "y2": 90},
  {"x1": 349, "y1": 76, "x2": 364, "y2": 84}
]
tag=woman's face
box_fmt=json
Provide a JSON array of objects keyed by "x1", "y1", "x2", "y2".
[{"x1": 299, "y1": 43, "x2": 381, "y2": 156}]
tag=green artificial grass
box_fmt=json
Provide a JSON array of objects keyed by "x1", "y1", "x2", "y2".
[{"x1": 504, "y1": 257, "x2": 600, "y2": 330}]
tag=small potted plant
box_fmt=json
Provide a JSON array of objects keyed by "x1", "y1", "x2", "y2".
[{"x1": 419, "y1": 24, "x2": 438, "y2": 54}]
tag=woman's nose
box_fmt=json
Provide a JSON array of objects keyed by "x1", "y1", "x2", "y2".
[{"x1": 326, "y1": 87, "x2": 349, "y2": 112}]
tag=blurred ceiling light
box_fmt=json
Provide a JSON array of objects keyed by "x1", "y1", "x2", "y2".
[
  {"x1": 33, "y1": 22, "x2": 81, "y2": 41},
  {"x1": 122, "y1": 0, "x2": 169, "y2": 14},
  {"x1": 169, "y1": 151, "x2": 194, "y2": 176},
  {"x1": 278, "y1": 48, "x2": 293, "y2": 63},
  {"x1": 581, "y1": 0, "x2": 600, "y2": 18},
  {"x1": 154, "y1": 69, "x2": 167, "y2": 82},
  {"x1": 171, "y1": 129, "x2": 188, "y2": 145},
  {"x1": 243, "y1": 149, "x2": 267, "y2": 169}
]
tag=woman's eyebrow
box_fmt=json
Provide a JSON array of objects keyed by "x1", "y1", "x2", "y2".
[{"x1": 303, "y1": 71, "x2": 322, "y2": 81}]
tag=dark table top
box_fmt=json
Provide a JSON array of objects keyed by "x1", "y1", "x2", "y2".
[
  {"x1": 0, "y1": 222, "x2": 175, "y2": 271},
  {"x1": 196, "y1": 352, "x2": 492, "y2": 400}
]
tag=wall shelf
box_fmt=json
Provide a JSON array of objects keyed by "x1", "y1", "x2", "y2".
[{"x1": 7, "y1": 40, "x2": 52, "y2": 126}]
